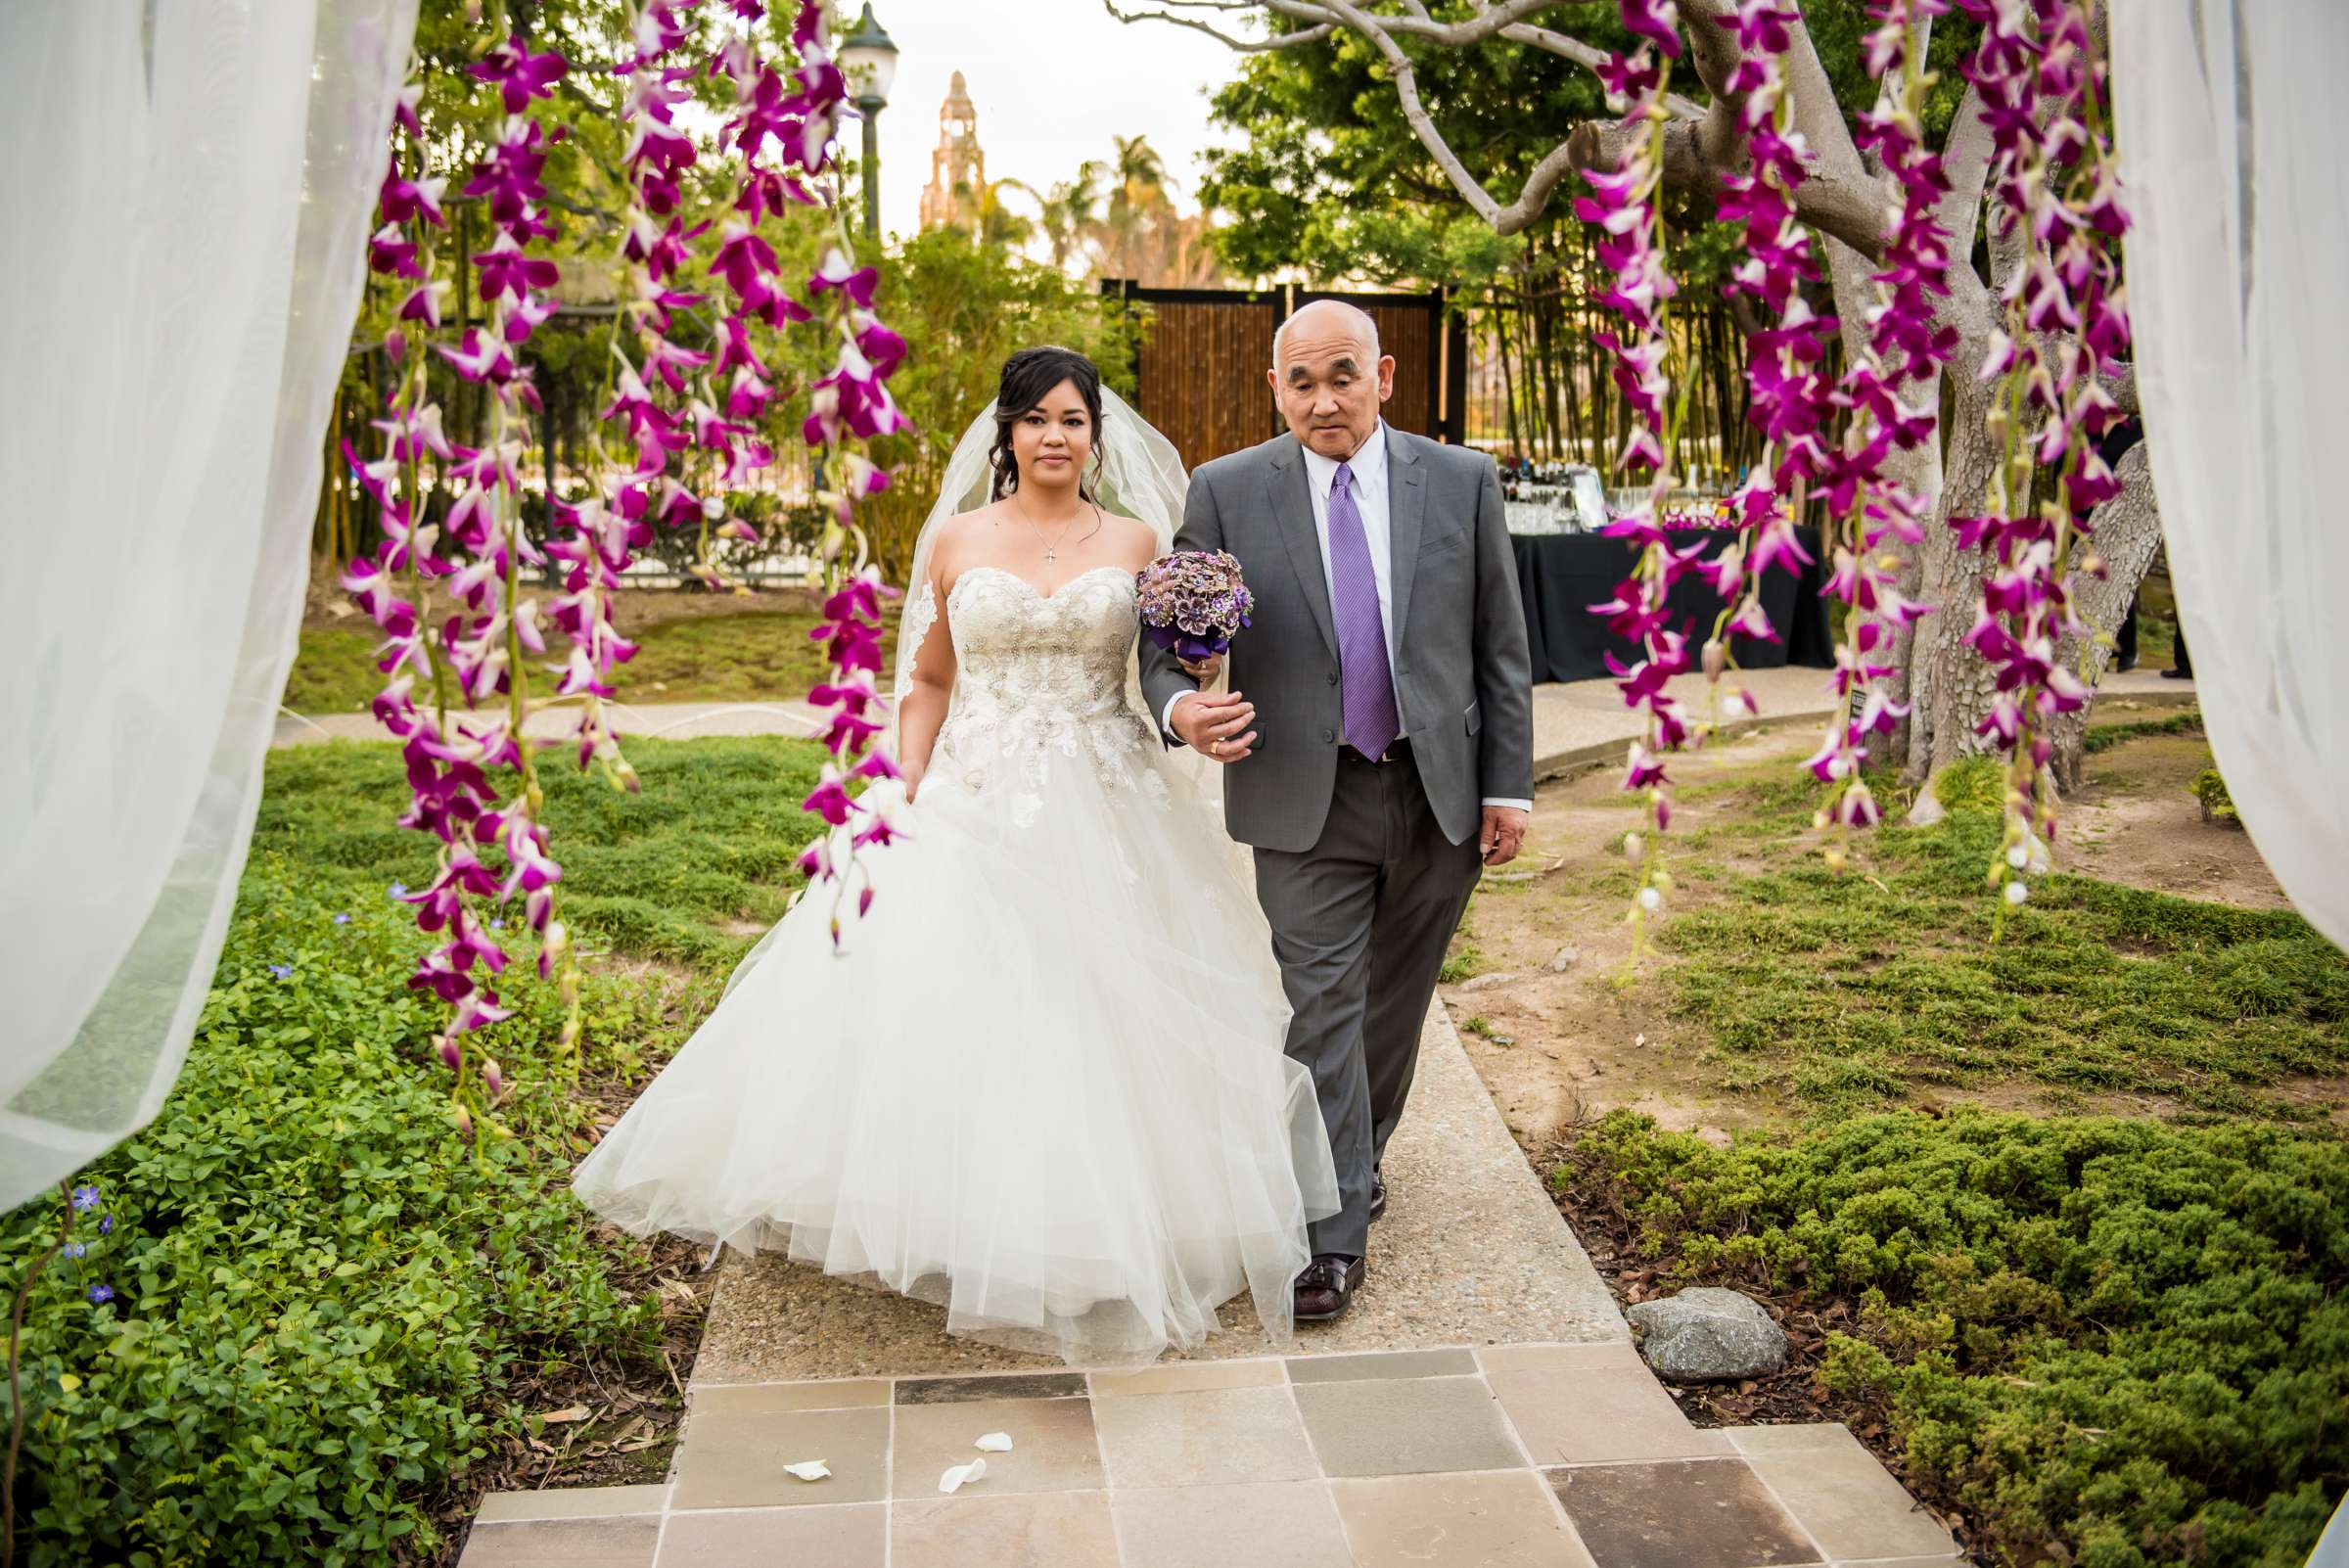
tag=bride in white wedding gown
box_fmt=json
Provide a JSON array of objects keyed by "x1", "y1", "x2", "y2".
[{"x1": 573, "y1": 346, "x2": 1338, "y2": 1363}]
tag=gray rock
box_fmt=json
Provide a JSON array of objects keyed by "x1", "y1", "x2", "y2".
[
  {"x1": 1456, "y1": 971, "x2": 1521, "y2": 993},
  {"x1": 1626, "y1": 1287, "x2": 1787, "y2": 1383},
  {"x1": 1548, "y1": 946, "x2": 1582, "y2": 973}
]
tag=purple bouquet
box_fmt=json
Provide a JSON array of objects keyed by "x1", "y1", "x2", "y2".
[{"x1": 1135, "y1": 550, "x2": 1254, "y2": 663}]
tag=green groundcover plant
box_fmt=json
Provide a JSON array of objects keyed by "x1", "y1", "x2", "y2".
[
  {"x1": 0, "y1": 856, "x2": 686, "y2": 1567},
  {"x1": 0, "y1": 735, "x2": 827, "y2": 1563},
  {"x1": 1563, "y1": 1108, "x2": 2347, "y2": 1568}
]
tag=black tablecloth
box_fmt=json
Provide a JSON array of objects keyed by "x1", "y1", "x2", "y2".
[{"x1": 1511, "y1": 526, "x2": 1834, "y2": 685}]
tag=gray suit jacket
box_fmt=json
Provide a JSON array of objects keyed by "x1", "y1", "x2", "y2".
[{"x1": 1140, "y1": 428, "x2": 1535, "y2": 853}]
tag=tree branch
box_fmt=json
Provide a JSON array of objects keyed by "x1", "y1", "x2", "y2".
[
  {"x1": 1101, "y1": 2, "x2": 1333, "y2": 51},
  {"x1": 1105, "y1": 0, "x2": 1708, "y2": 116},
  {"x1": 1562, "y1": 115, "x2": 1895, "y2": 261},
  {"x1": 1297, "y1": 0, "x2": 1593, "y2": 236}
]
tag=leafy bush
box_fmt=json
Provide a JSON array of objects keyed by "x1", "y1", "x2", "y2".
[
  {"x1": 0, "y1": 858, "x2": 691, "y2": 1566},
  {"x1": 1562, "y1": 1109, "x2": 2348, "y2": 1568},
  {"x1": 2195, "y1": 764, "x2": 2241, "y2": 827}
]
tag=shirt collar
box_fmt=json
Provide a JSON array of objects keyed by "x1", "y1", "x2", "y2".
[{"x1": 1299, "y1": 420, "x2": 1389, "y2": 499}]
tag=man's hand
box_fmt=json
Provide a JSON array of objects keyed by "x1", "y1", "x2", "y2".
[
  {"x1": 1172, "y1": 689, "x2": 1258, "y2": 763},
  {"x1": 1479, "y1": 805, "x2": 1529, "y2": 866}
]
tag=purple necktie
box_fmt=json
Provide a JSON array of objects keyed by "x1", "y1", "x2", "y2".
[{"x1": 1328, "y1": 462, "x2": 1401, "y2": 759}]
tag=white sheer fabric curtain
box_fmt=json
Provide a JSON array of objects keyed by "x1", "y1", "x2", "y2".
[
  {"x1": 2112, "y1": 0, "x2": 2349, "y2": 953},
  {"x1": 0, "y1": 0, "x2": 419, "y2": 1210}
]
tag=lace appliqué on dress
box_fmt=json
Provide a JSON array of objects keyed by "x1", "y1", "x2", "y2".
[
  {"x1": 895, "y1": 577, "x2": 941, "y2": 704},
  {"x1": 931, "y1": 567, "x2": 1165, "y2": 825}
]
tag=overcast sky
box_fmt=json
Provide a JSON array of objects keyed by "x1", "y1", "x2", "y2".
[{"x1": 851, "y1": 0, "x2": 1259, "y2": 243}]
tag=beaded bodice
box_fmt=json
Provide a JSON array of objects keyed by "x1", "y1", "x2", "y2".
[{"x1": 915, "y1": 566, "x2": 1164, "y2": 818}]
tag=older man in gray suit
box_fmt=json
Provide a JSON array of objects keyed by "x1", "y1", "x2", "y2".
[{"x1": 1141, "y1": 300, "x2": 1535, "y2": 1322}]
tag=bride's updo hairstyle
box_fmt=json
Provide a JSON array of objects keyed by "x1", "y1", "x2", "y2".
[{"x1": 990, "y1": 346, "x2": 1107, "y2": 501}]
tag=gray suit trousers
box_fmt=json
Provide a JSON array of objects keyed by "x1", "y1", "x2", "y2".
[{"x1": 1253, "y1": 743, "x2": 1482, "y2": 1260}]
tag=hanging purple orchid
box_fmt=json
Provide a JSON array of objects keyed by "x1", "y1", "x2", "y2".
[
  {"x1": 1784, "y1": 0, "x2": 1958, "y2": 849},
  {"x1": 342, "y1": 20, "x2": 578, "y2": 1147},
  {"x1": 1946, "y1": 0, "x2": 2130, "y2": 918},
  {"x1": 338, "y1": 1, "x2": 912, "y2": 1142},
  {"x1": 1574, "y1": 0, "x2": 1697, "y2": 964}
]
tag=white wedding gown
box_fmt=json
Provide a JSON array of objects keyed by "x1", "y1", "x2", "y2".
[{"x1": 573, "y1": 564, "x2": 1339, "y2": 1363}]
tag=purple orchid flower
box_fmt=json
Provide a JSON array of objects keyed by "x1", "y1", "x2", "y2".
[{"x1": 473, "y1": 38, "x2": 567, "y2": 114}]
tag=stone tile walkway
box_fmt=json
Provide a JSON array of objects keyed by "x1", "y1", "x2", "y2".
[{"x1": 458, "y1": 1347, "x2": 1960, "y2": 1567}]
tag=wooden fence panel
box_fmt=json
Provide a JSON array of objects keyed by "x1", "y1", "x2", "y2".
[
  {"x1": 1130, "y1": 294, "x2": 1281, "y2": 474},
  {"x1": 1108, "y1": 283, "x2": 1465, "y2": 473}
]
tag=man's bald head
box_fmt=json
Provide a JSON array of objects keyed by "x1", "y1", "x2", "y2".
[
  {"x1": 1268, "y1": 300, "x2": 1397, "y2": 461},
  {"x1": 1273, "y1": 299, "x2": 1381, "y2": 375}
]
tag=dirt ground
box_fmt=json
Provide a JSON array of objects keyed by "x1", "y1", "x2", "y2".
[
  {"x1": 2061, "y1": 725, "x2": 2291, "y2": 911},
  {"x1": 1444, "y1": 725, "x2": 1809, "y2": 1148},
  {"x1": 1445, "y1": 714, "x2": 2288, "y2": 1148}
]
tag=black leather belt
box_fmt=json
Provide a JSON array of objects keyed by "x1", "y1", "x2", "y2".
[{"x1": 1339, "y1": 736, "x2": 1411, "y2": 765}]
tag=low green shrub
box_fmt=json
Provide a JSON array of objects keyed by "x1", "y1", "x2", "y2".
[
  {"x1": 2195, "y1": 764, "x2": 2242, "y2": 827},
  {"x1": 1562, "y1": 1108, "x2": 2348, "y2": 1568},
  {"x1": 2084, "y1": 709, "x2": 2202, "y2": 755},
  {"x1": 0, "y1": 858, "x2": 690, "y2": 1566}
]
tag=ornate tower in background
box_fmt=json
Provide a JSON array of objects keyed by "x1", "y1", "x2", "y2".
[{"x1": 918, "y1": 70, "x2": 984, "y2": 232}]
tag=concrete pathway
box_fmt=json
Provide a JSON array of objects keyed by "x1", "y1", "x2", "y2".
[
  {"x1": 273, "y1": 666, "x2": 2193, "y2": 772},
  {"x1": 459, "y1": 1006, "x2": 1966, "y2": 1568},
  {"x1": 269, "y1": 668, "x2": 1838, "y2": 759}
]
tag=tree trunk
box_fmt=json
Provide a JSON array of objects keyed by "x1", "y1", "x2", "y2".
[
  {"x1": 1899, "y1": 373, "x2": 2005, "y2": 781},
  {"x1": 1496, "y1": 306, "x2": 1524, "y2": 458},
  {"x1": 2046, "y1": 443, "x2": 2164, "y2": 790}
]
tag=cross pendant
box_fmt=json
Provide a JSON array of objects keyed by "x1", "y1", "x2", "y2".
[{"x1": 1045, "y1": 549, "x2": 1057, "y2": 564}]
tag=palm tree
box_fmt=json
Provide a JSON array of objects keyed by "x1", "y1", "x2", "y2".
[
  {"x1": 1036, "y1": 160, "x2": 1105, "y2": 275},
  {"x1": 1103, "y1": 134, "x2": 1175, "y2": 281},
  {"x1": 953, "y1": 174, "x2": 1037, "y2": 253}
]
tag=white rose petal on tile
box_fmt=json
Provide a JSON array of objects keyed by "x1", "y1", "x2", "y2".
[
  {"x1": 938, "y1": 1456, "x2": 988, "y2": 1494},
  {"x1": 783, "y1": 1460, "x2": 831, "y2": 1482},
  {"x1": 975, "y1": 1432, "x2": 1013, "y2": 1453}
]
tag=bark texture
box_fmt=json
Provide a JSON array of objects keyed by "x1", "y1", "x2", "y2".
[{"x1": 2047, "y1": 443, "x2": 2164, "y2": 790}]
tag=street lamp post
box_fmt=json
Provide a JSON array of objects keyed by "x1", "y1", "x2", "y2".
[{"x1": 839, "y1": 3, "x2": 898, "y2": 245}]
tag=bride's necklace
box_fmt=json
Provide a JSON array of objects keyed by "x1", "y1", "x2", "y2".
[{"x1": 1010, "y1": 488, "x2": 1083, "y2": 565}]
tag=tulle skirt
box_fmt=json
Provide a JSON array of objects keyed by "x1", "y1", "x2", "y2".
[{"x1": 572, "y1": 718, "x2": 1340, "y2": 1364}]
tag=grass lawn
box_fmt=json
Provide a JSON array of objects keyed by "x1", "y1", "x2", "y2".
[
  {"x1": 2, "y1": 735, "x2": 832, "y2": 1566},
  {"x1": 1650, "y1": 751, "x2": 2347, "y2": 1118},
  {"x1": 1450, "y1": 713, "x2": 2349, "y2": 1568},
  {"x1": 284, "y1": 606, "x2": 896, "y2": 714}
]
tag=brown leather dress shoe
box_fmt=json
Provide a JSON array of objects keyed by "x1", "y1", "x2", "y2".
[
  {"x1": 1368, "y1": 1169, "x2": 1388, "y2": 1223},
  {"x1": 1295, "y1": 1254, "x2": 1365, "y2": 1323}
]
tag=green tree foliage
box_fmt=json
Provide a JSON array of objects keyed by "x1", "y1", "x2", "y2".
[
  {"x1": 799, "y1": 226, "x2": 1142, "y2": 580},
  {"x1": 1197, "y1": 2, "x2": 1983, "y2": 290},
  {"x1": 1190, "y1": 4, "x2": 1990, "y2": 470}
]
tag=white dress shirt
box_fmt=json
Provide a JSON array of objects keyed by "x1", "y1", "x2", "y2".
[{"x1": 1166, "y1": 422, "x2": 1530, "y2": 814}]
